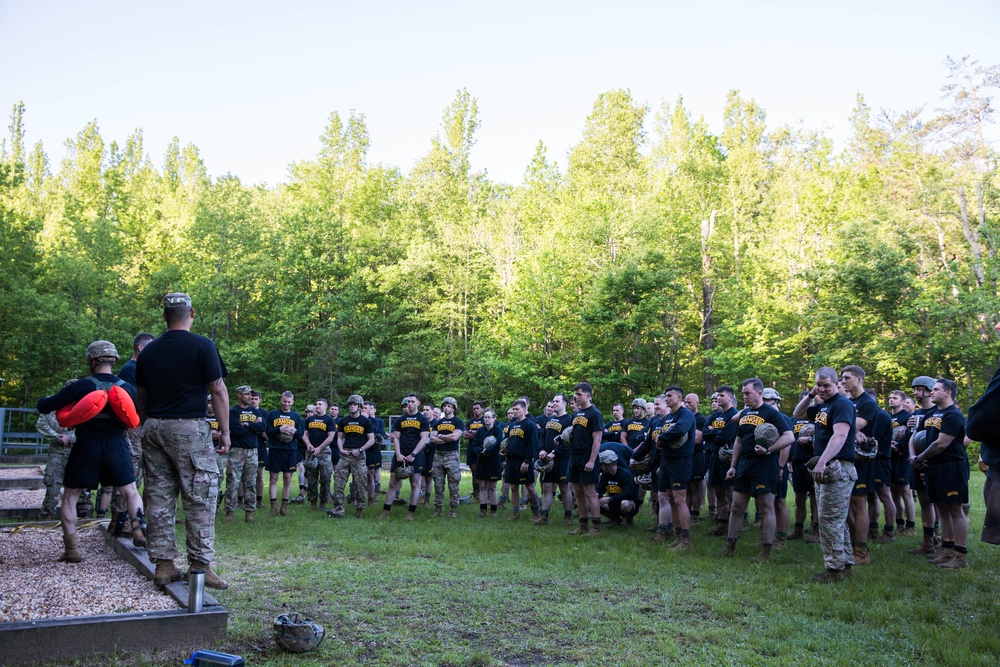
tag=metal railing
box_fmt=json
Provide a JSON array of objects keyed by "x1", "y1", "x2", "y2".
[{"x1": 1, "y1": 407, "x2": 46, "y2": 456}]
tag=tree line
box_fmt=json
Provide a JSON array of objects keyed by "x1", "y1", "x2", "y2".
[{"x1": 2, "y1": 56, "x2": 999, "y2": 413}]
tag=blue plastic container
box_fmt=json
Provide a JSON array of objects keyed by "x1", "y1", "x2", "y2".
[{"x1": 184, "y1": 649, "x2": 245, "y2": 666}]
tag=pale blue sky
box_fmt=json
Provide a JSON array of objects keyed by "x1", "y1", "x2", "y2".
[{"x1": 2, "y1": 1, "x2": 998, "y2": 186}]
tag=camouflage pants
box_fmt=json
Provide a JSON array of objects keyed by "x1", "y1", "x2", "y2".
[
  {"x1": 226, "y1": 447, "x2": 258, "y2": 512},
  {"x1": 433, "y1": 450, "x2": 462, "y2": 509},
  {"x1": 305, "y1": 453, "x2": 333, "y2": 503},
  {"x1": 142, "y1": 418, "x2": 219, "y2": 564},
  {"x1": 42, "y1": 442, "x2": 69, "y2": 515},
  {"x1": 332, "y1": 452, "x2": 366, "y2": 512},
  {"x1": 816, "y1": 460, "x2": 858, "y2": 571},
  {"x1": 110, "y1": 427, "x2": 144, "y2": 514}
]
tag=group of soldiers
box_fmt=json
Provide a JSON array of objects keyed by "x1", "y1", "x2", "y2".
[{"x1": 34, "y1": 292, "x2": 997, "y2": 589}]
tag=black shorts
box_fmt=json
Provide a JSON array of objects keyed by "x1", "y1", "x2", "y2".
[
  {"x1": 657, "y1": 456, "x2": 692, "y2": 492},
  {"x1": 63, "y1": 434, "x2": 135, "y2": 489},
  {"x1": 466, "y1": 444, "x2": 481, "y2": 468},
  {"x1": 791, "y1": 462, "x2": 815, "y2": 494},
  {"x1": 266, "y1": 448, "x2": 297, "y2": 473},
  {"x1": 474, "y1": 453, "x2": 502, "y2": 481},
  {"x1": 690, "y1": 450, "x2": 706, "y2": 482},
  {"x1": 891, "y1": 454, "x2": 911, "y2": 486},
  {"x1": 503, "y1": 457, "x2": 535, "y2": 485},
  {"x1": 257, "y1": 442, "x2": 268, "y2": 466},
  {"x1": 926, "y1": 460, "x2": 970, "y2": 505},
  {"x1": 390, "y1": 450, "x2": 426, "y2": 476},
  {"x1": 568, "y1": 452, "x2": 599, "y2": 486},
  {"x1": 541, "y1": 454, "x2": 569, "y2": 485},
  {"x1": 605, "y1": 495, "x2": 640, "y2": 518},
  {"x1": 732, "y1": 456, "x2": 778, "y2": 497},
  {"x1": 852, "y1": 457, "x2": 876, "y2": 497},
  {"x1": 709, "y1": 453, "x2": 734, "y2": 488},
  {"x1": 872, "y1": 457, "x2": 892, "y2": 489},
  {"x1": 366, "y1": 444, "x2": 382, "y2": 469},
  {"x1": 775, "y1": 464, "x2": 789, "y2": 500}
]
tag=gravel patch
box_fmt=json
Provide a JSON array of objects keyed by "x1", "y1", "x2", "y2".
[
  {"x1": 0, "y1": 526, "x2": 180, "y2": 622},
  {"x1": 0, "y1": 467, "x2": 43, "y2": 478},
  {"x1": 0, "y1": 488, "x2": 45, "y2": 509}
]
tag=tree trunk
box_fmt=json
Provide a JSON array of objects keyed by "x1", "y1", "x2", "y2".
[{"x1": 700, "y1": 210, "x2": 717, "y2": 395}]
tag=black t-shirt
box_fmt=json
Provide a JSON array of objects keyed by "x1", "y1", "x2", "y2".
[
  {"x1": 135, "y1": 330, "x2": 228, "y2": 419},
  {"x1": 624, "y1": 417, "x2": 650, "y2": 450},
  {"x1": 705, "y1": 407, "x2": 739, "y2": 452},
  {"x1": 37, "y1": 373, "x2": 137, "y2": 439},
  {"x1": 632, "y1": 414, "x2": 664, "y2": 462},
  {"x1": 392, "y1": 412, "x2": 430, "y2": 455},
  {"x1": 813, "y1": 394, "x2": 857, "y2": 462},
  {"x1": 599, "y1": 441, "x2": 633, "y2": 470},
  {"x1": 658, "y1": 405, "x2": 697, "y2": 459},
  {"x1": 542, "y1": 414, "x2": 574, "y2": 456},
  {"x1": 791, "y1": 417, "x2": 815, "y2": 462},
  {"x1": 266, "y1": 410, "x2": 303, "y2": 451},
  {"x1": 505, "y1": 417, "x2": 538, "y2": 460},
  {"x1": 569, "y1": 404, "x2": 604, "y2": 453},
  {"x1": 229, "y1": 405, "x2": 264, "y2": 449},
  {"x1": 734, "y1": 403, "x2": 791, "y2": 461},
  {"x1": 851, "y1": 392, "x2": 878, "y2": 439},
  {"x1": 305, "y1": 414, "x2": 338, "y2": 451},
  {"x1": 116, "y1": 359, "x2": 137, "y2": 386},
  {"x1": 603, "y1": 418, "x2": 627, "y2": 444},
  {"x1": 475, "y1": 423, "x2": 504, "y2": 457},
  {"x1": 919, "y1": 404, "x2": 967, "y2": 464},
  {"x1": 694, "y1": 413, "x2": 708, "y2": 450},
  {"x1": 434, "y1": 416, "x2": 465, "y2": 452},
  {"x1": 339, "y1": 414, "x2": 373, "y2": 451},
  {"x1": 872, "y1": 408, "x2": 893, "y2": 458},
  {"x1": 598, "y1": 465, "x2": 637, "y2": 501}
]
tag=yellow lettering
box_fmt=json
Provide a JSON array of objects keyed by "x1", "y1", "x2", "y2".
[
  {"x1": 740, "y1": 414, "x2": 765, "y2": 427},
  {"x1": 345, "y1": 424, "x2": 365, "y2": 435},
  {"x1": 572, "y1": 416, "x2": 589, "y2": 428},
  {"x1": 400, "y1": 419, "x2": 421, "y2": 429},
  {"x1": 307, "y1": 421, "x2": 327, "y2": 432},
  {"x1": 815, "y1": 412, "x2": 828, "y2": 426}
]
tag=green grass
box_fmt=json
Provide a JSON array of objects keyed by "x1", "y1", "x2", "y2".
[{"x1": 16, "y1": 471, "x2": 1000, "y2": 666}]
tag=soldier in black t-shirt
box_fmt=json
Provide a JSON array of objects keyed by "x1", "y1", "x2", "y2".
[
  {"x1": 841, "y1": 365, "x2": 877, "y2": 565},
  {"x1": 705, "y1": 386, "x2": 739, "y2": 537},
  {"x1": 597, "y1": 450, "x2": 640, "y2": 526},
  {"x1": 683, "y1": 393, "x2": 708, "y2": 525},
  {"x1": 462, "y1": 401, "x2": 486, "y2": 497},
  {"x1": 303, "y1": 399, "x2": 338, "y2": 509},
  {"x1": 907, "y1": 376, "x2": 939, "y2": 554},
  {"x1": 887, "y1": 389, "x2": 916, "y2": 536},
  {"x1": 864, "y1": 388, "x2": 898, "y2": 543},
  {"x1": 430, "y1": 397, "x2": 465, "y2": 517},
  {"x1": 363, "y1": 401, "x2": 387, "y2": 503},
  {"x1": 250, "y1": 391, "x2": 268, "y2": 507},
  {"x1": 794, "y1": 367, "x2": 858, "y2": 583},
  {"x1": 567, "y1": 382, "x2": 604, "y2": 537},
  {"x1": 789, "y1": 390, "x2": 819, "y2": 541},
  {"x1": 420, "y1": 403, "x2": 438, "y2": 508},
  {"x1": 380, "y1": 394, "x2": 430, "y2": 521},
  {"x1": 504, "y1": 400, "x2": 540, "y2": 520},
  {"x1": 535, "y1": 393, "x2": 575, "y2": 525},
  {"x1": 603, "y1": 403, "x2": 627, "y2": 445},
  {"x1": 265, "y1": 391, "x2": 305, "y2": 516},
  {"x1": 912, "y1": 379, "x2": 969, "y2": 568}
]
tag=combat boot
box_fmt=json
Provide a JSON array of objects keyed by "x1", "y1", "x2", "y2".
[
  {"x1": 669, "y1": 536, "x2": 692, "y2": 552},
  {"x1": 378, "y1": 509, "x2": 390, "y2": 520},
  {"x1": 310, "y1": 500, "x2": 318, "y2": 509},
  {"x1": 908, "y1": 534, "x2": 935, "y2": 554},
  {"x1": 533, "y1": 514, "x2": 549, "y2": 525},
  {"x1": 720, "y1": 538, "x2": 737, "y2": 557},
  {"x1": 153, "y1": 559, "x2": 183, "y2": 588},
  {"x1": 279, "y1": 500, "x2": 289, "y2": 516},
  {"x1": 853, "y1": 545, "x2": 871, "y2": 565},
  {"x1": 810, "y1": 568, "x2": 844, "y2": 584},
  {"x1": 245, "y1": 511, "x2": 255, "y2": 523},
  {"x1": 356, "y1": 507, "x2": 364, "y2": 519},
  {"x1": 131, "y1": 510, "x2": 147, "y2": 548},
  {"x1": 319, "y1": 501, "x2": 328, "y2": 511},
  {"x1": 652, "y1": 529, "x2": 670, "y2": 543},
  {"x1": 59, "y1": 533, "x2": 83, "y2": 563},
  {"x1": 750, "y1": 544, "x2": 772, "y2": 562},
  {"x1": 567, "y1": 523, "x2": 587, "y2": 536},
  {"x1": 449, "y1": 508, "x2": 457, "y2": 519},
  {"x1": 787, "y1": 526, "x2": 804, "y2": 541},
  {"x1": 405, "y1": 511, "x2": 415, "y2": 521},
  {"x1": 928, "y1": 548, "x2": 956, "y2": 564},
  {"x1": 874, "y1": 531, "x2": 895, "y2": 544},
  {"x1": 508, "y1": 512, "x2": 521, "y2": 521},
  {"x1": 709, "y1": 522, "x2": 729, "y2": 537},
  {"x1": 189, "y1": 561, "x2": 229, "y2": 590},
  {"x1": 804, "y1": 524, "x2": 820, "y2": 543},
  {"x1": 270, "y1": 500, "x2": 278, "y2": 516},
  {"x1": 938, "y1": 552, "x2": 968, "y2": 569},
  {"x1": 433, "y1": 509, "x2": 443, "y2": 518},
  {"x1": 224, "y1": 511, "x2": 234, "y2": 523},
  {"x1": 581, "y1": 523, "x2": 603, "y2": 538}
]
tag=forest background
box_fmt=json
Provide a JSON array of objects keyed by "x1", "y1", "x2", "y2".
[{"x1": 2, "y1": 57, "x2": 1000, "y2": 413}]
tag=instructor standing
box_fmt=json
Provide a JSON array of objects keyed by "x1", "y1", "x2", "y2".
[{"x1": 137, "y1": 292, "x2": 230, "y2": 590}]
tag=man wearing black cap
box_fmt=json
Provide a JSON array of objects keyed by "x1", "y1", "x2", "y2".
[{"x1": 136, "y1": 293, "x2": 230, "y2": 590}]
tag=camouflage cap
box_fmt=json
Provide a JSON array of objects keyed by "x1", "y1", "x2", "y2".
[
  {"x1": 85, "y1": 340, "x2": 119, "y2": 361},
  {"x1": 598, "y1": 450, "x2": 619, "y2": 465},
  {"x1": 163, "y1": 292, "x2": 192, "y2": 309},
  {"x1": 235, "y1": 385, "x2": 253, "y2": 395},
  {"x1": 348, "y1": 394, "x2": 364, "y2": 406},
  {"x1": 762, "y1": 388, "x2": 782, "y2": 401},
  {"x1": 305, "y1": 404, "x2": 316, "y2": 413},
  {"x1": 440, "y1": 396, "x2": 458, "y2": 409}
]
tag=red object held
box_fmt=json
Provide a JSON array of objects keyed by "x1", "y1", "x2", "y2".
[
  {"x1": 108, "y1": 384, "x2": 140, "y2": 428},
  {"x1": 56, "y1": 391, "x2": 109, "y2": 428}
]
